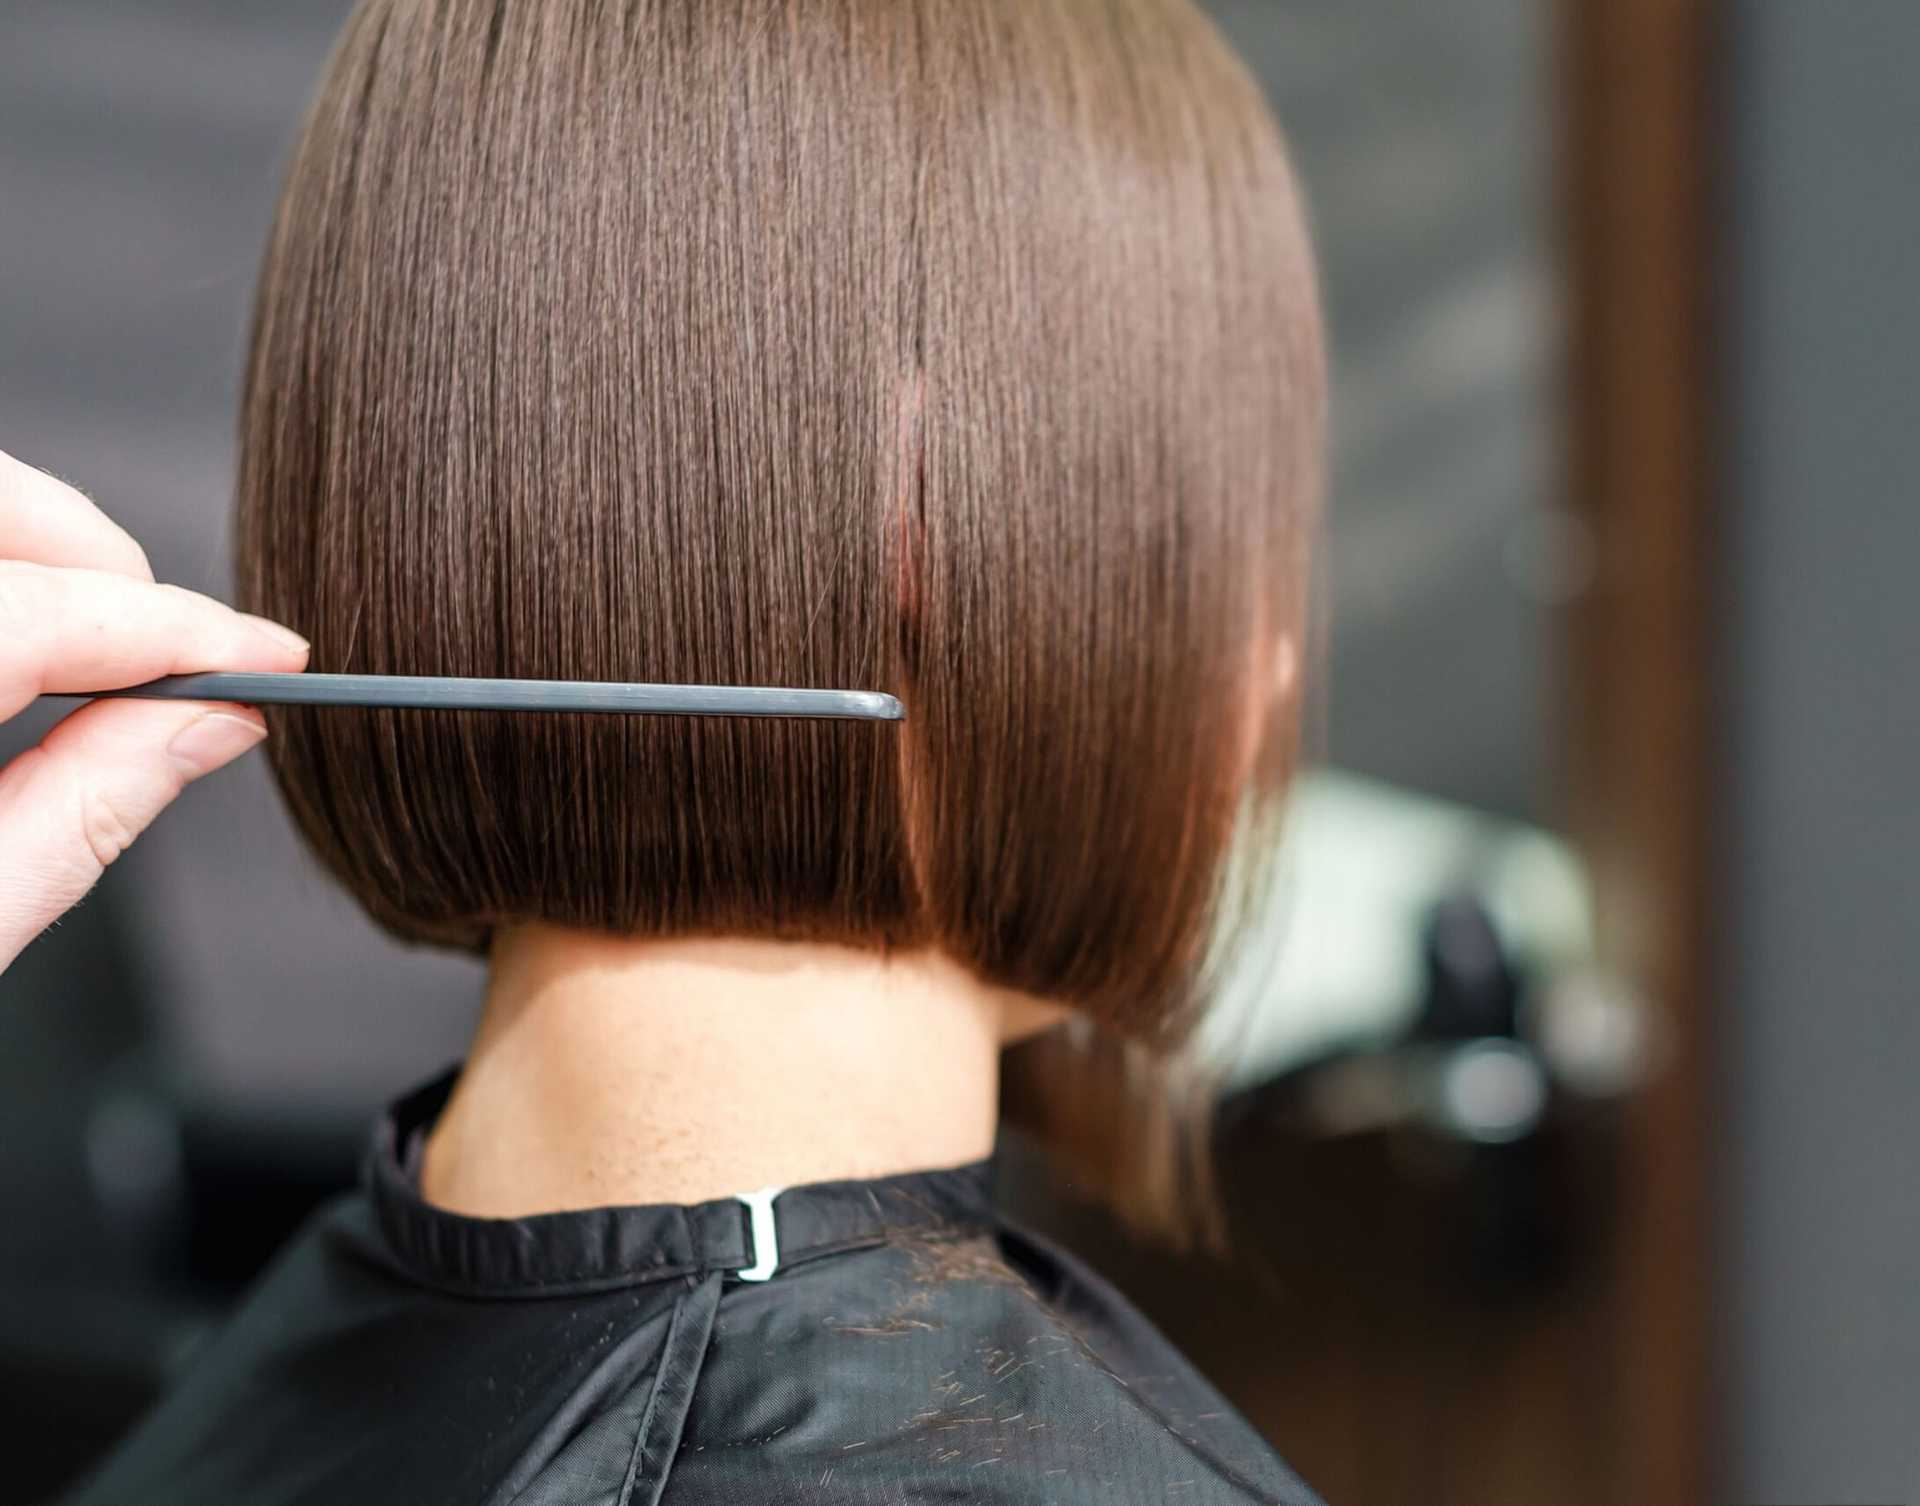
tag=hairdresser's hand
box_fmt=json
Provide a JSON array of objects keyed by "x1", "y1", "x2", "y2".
[{"x1": 0, "y1": 449, "x2": 309, "y2": 974}]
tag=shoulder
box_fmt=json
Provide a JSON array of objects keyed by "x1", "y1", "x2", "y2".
[
  {"x1": 61, "y1": 1193, "x2": 383, "y2": 1505},
  {"x1": 995, "y1": 1218, "x2": 1328, "y2": 1506},
  {"x1": 663, "y1": 1224, "x2": 1327, "y2": 1505},
  {"x1": 66, "y1": 1186, "x2": 1327, "y2": 1506}
]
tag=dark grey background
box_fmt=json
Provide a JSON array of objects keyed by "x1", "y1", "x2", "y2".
[{"x1": 1722, "y1": 2, "x2": 1920, "y2": 1499}]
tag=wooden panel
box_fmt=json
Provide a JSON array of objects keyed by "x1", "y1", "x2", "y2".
[{"x1": 1558, "y1": 1, "x2": 1720, "y2": 1503}]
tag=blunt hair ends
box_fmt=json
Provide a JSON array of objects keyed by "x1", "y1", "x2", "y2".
[{"x1": 238, "y1": 0, "x2": 1324, "y2": 1245}]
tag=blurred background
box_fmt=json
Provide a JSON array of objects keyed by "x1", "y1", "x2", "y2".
[{"x1": 0, "y1": 1, "x2": 1911, "y2": 1502}]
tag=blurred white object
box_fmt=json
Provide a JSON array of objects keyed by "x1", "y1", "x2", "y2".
[{"x1": 1204, "y1": 767, "x2": 1602, "y2": 1088}]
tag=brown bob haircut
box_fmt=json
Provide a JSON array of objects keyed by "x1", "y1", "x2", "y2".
[{"x1": 237, "y1": 0, "x2": 1323, "y2": 1243}]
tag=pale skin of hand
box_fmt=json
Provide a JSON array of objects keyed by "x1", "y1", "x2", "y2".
[{"x1": 0, "y1": 448, "x2": 310, "y2": 973}]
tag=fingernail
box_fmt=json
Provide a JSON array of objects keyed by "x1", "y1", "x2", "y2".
[
  {"x1": 168, "y1": 710, "x2": 268, "y2": 778},
  {"x1": 241, "y1": 614, "x2": 310, "y2": 654}
]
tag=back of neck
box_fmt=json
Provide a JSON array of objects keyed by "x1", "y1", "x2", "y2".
[{"x1": 420, "y1": 925, "x2": 1041, "y2": 1217}]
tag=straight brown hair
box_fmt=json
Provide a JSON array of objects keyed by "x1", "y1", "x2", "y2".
[{"x1": 237, "y1": 0, "x2": 1323, "y2": 1244}]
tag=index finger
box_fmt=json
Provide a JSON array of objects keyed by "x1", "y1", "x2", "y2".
[
  {"x1": 0, "y1": 561, "x2": 309, "y2": 721},
  {"x1": 0, "y1": 448, "x2": 155, "y2": 580}
]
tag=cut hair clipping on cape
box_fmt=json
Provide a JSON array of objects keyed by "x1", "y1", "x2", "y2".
[{"x1": 60, "y1": 673, "x2": 904, "y2": 721}]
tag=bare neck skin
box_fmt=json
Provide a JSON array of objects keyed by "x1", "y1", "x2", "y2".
[{"x1": 420, "y1": 925, "x2": 1069, "y2": 1217}]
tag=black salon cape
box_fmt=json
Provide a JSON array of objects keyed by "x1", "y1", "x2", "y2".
[{"x1": 67, "y1": 1069, "x2": 1325, "y2": 1505}]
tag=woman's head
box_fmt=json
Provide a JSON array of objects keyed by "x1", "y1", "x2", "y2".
[{"x1": 238, "y1": 0, "x2": 1322, "y2": 1230}]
